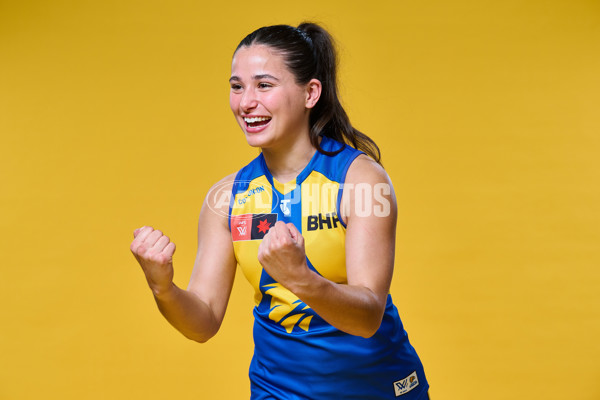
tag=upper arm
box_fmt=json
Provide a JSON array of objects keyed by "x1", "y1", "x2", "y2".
[
  {"x1": 341, "y1": 155, "x2": 397, "y2": 302},
  {"x1": 186, "y1": 173, "x2": 238, "y2": 327}
]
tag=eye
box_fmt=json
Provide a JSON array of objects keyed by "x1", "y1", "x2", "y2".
[
  {"x1": 230, "y1": 83, "x2": 243, "y2": 91},
  {"x1": 258, "y1": 82, "x2": 273, "y2": 89}
]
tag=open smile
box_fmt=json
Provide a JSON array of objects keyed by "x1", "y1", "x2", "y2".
[{"x1": 243, "y1": 116, "x2": 272, "y2": 133}]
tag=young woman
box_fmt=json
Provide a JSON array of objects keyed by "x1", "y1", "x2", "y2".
[{"x1": 130, "y1": 23, "x2": 430, "y2": 399}]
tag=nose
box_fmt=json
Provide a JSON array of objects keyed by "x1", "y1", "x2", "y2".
[{"x1": 240, "y1": 87, "x2": 258, "y2": 112}]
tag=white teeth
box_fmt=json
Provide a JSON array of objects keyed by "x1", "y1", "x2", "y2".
[{"x1": 244, "y1": 116, "x2": 271, "y2": 123}]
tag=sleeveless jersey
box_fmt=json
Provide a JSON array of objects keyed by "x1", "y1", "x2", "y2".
[{"x1": 229, "y1": 136, "x2": 429, "y2": 399}]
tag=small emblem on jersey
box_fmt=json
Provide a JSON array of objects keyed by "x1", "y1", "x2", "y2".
[
  {"x1": 231, "y1": 213, "x2": 277, "y2": 241},
  {"x1": 280, "y1": 199, "x2": 291, "y2": 216},
  {"x1": 394, "y1": 371, "x2": 419, "y2": 397}
]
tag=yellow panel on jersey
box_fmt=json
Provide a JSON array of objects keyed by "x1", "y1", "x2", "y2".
[
  {"x1": 231, "y1": 175, "x2": 275, "y2": 306},
  {"x1": 230, "y1": 175, "x2": 273, "y2": 216},
  {"x1": 302, "y1": 170, "x2": 347, "y2": 284},
  {"x1": 272, "y1": 178, "x2": 297, "y2": 196}
]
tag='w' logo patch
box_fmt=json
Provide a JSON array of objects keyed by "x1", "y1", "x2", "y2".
[
  {"x1": 393, "y1": 371, "x2": 419, "y2": 397},
  {"x1": 231, "y1": 213, "x2": 277, "y2": 241}
]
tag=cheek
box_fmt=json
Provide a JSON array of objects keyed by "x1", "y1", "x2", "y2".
[
  {"x1": 283, "y1": 87, "x2": 307, "y2": 111},
  {"x1": 229, "y1": 95, "x2": 244, "y2": 129},
  {"x1": 285, "y1": 95, "x2": 308, "y2": 121},
  {"x1": 229, "y1": 93, "x2": 239, "y2": 112},
  {"x1": 258, "y1": 92, "x2": 276, "y2": 110}
]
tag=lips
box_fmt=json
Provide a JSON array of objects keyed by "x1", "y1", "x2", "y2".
[{"x1": 243, "y1": 116, "x2": 271, "y2": 132}]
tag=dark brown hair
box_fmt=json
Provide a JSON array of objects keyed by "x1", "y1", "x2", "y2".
[{"x1": 235, "y1": 23, "x2": 381, "y2": 163}]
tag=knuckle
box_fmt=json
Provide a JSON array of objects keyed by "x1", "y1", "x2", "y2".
[
  {"x1": 166, "y1": 242, "x2": 176, "y2": 254},
  {"x1": 146, "y1": 249, "x2": 159, "y2": 259}
]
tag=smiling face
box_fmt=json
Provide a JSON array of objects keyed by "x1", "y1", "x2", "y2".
[{"x1": 229, "y1": 45, "x2": 319, "y2": 151}]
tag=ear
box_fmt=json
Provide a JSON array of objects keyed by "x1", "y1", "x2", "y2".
[{"x1": 305, "y1": 79, "x2": 322, "y2": 109}]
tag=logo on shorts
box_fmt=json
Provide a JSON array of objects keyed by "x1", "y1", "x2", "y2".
[{"x1": 393, "y1": 371, "x2": 419, "y2": 397}]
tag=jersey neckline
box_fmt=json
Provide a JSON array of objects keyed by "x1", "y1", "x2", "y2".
[{"x1": 258, "y1": 136, "x2": 343, "y2": 189}]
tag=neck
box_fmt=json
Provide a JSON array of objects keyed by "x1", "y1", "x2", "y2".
[{"x1": 262, "y1": 134, "x2": 316, "y2": 183}]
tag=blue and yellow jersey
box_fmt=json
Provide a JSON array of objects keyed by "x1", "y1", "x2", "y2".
[{"x1": 229, "y1": 136, "x2": 429, "y2": 399}]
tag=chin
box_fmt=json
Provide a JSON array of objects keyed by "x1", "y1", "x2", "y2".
[
  {"x1": 244, "y1": 133, "x2": 268, "y2": 149},
  {"x1": 243, "y1": 131, "x2": 276, "y2": 149}
]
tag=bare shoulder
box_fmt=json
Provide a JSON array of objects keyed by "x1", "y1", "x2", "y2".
[
  {"x1": 205, "y1": 172, "x2": 236, "y2": 206},
  {"x1": 200, "y1": 172, "x2": 237, "y2": 225},
  {"x1": 340, "y1": 155, "x2": 396, "y2": 223},
  {"x1": 345, "y1": 154, "x2": 392, "y2": 186}
]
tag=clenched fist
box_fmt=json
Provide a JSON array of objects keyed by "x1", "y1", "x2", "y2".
[
  {"x1": 130, "y1": 226, "x2": 176, "y2": 296},
  {"x1": 257, "y1": 221, "x2": 312, "y2": 290}
]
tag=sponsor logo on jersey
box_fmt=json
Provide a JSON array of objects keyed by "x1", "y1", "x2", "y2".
[
  {"x1": 237, "y1": 185, "x2": 265, "y2": 205},
  {"x1": 280, "y1": 199, "x2": 291, "y2": 216},
  {"x1": 207, "y1": 179, "x2": 281, "y2": 217},
  {"x1": 393, "y1": 371, "x2": 419, "y2": 397},
  {"x1": 306, "y1": 213, "x2": 340, "y2": 231},
  {"x1": 231, "y1": 213, "x2": 277, "y2": 241}
]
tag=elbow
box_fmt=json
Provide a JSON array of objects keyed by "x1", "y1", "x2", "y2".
[
  {"x1": 181, "y1": 327, "x2": 218, "y2": 343},
  {"x1": 357, "y1": 296, "x2": 387, "y2": 339},
  {"x1": 351, "y1": 315, "x2": 384, "y2": 339},
  {"x1": 178, "y1": 311, "x2": 222, "y2": 343},
  {"x1": 356, "y1": 322, "x2": 381, "y2": 339},
  {"x1": 183, "y1": 332, "x2": 213, "y2": 343},
  {"x1": 357, "y1": 304, "x2": 386, "y2": 338},
  {"x1": 358, "y1": 331, "x2": 377, "y2": 339},
  {"x1": 190, "y1": 336, "x2": 210, "y2": 344}
]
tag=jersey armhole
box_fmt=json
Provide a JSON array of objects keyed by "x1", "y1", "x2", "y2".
[
  {"x1": 335, "y1": 152, "x2": 364, "y2": 229},
  {"x1": 228, "y1": 169, "x2": 244, "y2": 233}
]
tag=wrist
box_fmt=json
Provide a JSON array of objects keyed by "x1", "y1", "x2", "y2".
[
  {"x1": 151, "y1": 281, "x2": 177, "y2": 300},
  {"x1": 286, "y1": 267, "x2": 325, "y2": 299}
]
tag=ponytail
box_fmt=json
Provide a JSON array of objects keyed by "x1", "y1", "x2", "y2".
[{"x1": 235, "y1": 22, "x2": 381, "y2": 163}]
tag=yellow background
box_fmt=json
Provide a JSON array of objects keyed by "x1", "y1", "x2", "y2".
[{"x1": 1, "y1": 0, "x2": 599, "y2": 399}]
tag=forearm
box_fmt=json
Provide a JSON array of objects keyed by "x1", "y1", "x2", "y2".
[
  {"x1": 289, "y1": 271, "x2": 387, "y2": 338},
  {"x1": 153, "y1": 283, "x2": 220, "y2": 343}
]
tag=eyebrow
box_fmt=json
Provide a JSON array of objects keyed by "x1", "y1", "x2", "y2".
[{"x1": 229, "y1": 74, "x2": 280, "y2": 83}]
